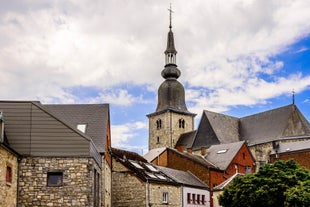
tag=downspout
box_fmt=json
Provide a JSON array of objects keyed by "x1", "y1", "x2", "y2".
[
  {"x1": 146, "y1": 179, "x2": 150, "y2": 207},
  {"x1": 16, "y1": 157, "x2": 21, "y2": 207},
  {"x1": 170, "y1": 112, "x2": 172, "y2": 147}
]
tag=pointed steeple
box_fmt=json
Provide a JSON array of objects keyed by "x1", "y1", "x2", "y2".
[{"x1": 164, "y1": 4, "x2": 177, "y2": 66}]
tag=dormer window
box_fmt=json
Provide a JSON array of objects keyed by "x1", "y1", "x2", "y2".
[{"x1": 77, "y1": 124, "x2": 87, "y2": 133}]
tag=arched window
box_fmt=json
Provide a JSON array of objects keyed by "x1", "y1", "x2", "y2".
[
  {"x1": 178, "y1": 119, "x2": 185, "y2": 129},
  {"x1": 156, "y1": 119, "x2": 162, "y2": 129}
]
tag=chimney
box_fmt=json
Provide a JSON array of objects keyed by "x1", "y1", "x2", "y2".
[
  {"x1": 187, "y1": 148, "x2": 192, "y2": 154},
  {"x1": 201, "y1": 147, "x2": 208, "y2": 156},
  {"x1": 176, "y1": 144, "x2": 184, "y2": 153}
]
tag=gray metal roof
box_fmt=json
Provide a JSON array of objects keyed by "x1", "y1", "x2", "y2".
[
  {"x1": 270, "y1": 139, "x2": 310, "y2": 154},
  {"x1": 0, "y1": 101, "x2": 109, "y2": 164},
  {"x1": 44, "y1": 104, "x2": 109, "y2": 153},
  {"x1": 157, "y1": 166, "x2": 209, "y2": 189},
  {"x1": 204, "y1": 141, "x2": 245, "y2": 171}
]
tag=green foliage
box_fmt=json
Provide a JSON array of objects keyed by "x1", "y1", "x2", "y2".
[{"x1": 218, "y1": 160, "x2": 310, "y2": 207}]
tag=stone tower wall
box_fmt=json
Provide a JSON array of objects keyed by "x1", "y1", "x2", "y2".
[{"x1": 149, "y1": 111, "x2": 194, "y2": 150}]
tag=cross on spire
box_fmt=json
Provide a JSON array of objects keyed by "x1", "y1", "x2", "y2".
[
  {"x1": 168, "y1": 3, "x2": 174, "y2": 29},
  {"x1": 292, "y1": 89, "x2": 295, "y2": 104}
]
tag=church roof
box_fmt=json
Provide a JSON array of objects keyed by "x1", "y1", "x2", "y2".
[{"x1": 191, "y1": 104, "x2": 310, "y2": 150}]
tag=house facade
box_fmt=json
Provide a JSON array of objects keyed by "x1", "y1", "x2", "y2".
[{"x1": 0, "y1": 101, "x2": 111, "y2": 207}]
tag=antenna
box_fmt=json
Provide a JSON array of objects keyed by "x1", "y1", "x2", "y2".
[
  {"x1": 168, "y1": 3, "x2": 174, "y2": 29},
  {"x1": 292, "y1": 89, "x2": 295, "y2": 105}
]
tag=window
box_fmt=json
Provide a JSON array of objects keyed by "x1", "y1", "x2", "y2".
[
  {"x1": 202, "y1": 195, "x2": 206, "y2": 205},
  {"x1": 47, "y1": 172, "x2": 63, "y2": 187},
  {"x1": 77, "y1": 123, "x2": 87, "y2": 133},
  {"x1": 187, "y1": 193, "x2": 191, "y2": 204},
  {"x1": 6, "y1": 163, "x2": 12, "y2": 183},
  {"x1": 157, "y1": 137, "x2": 160, "y2": 144},
  {"x1": 178, "y1": 119, "x2": 185, "y2": 128},
  {"x1": 197, "y1": 194, "x2": 200, "y2": 204},
  {"x1": 217, "y1": 149, "x2": 228, "y2": 154},
  {"x1": 162, "y1": 192, "x2": 169, "y2": 204},
  {"x1": 192, "y1": 194, "x2": 196, "y2": 204},
  {"x1": 245, "y1": 166, "x2": 252, "y2": 174},
  {"x1": 156, "y1": 119, "x2": 162, "y2": 129},
  {"x1": 242, "y1": 152, "x2": 246, "y2": 159}
]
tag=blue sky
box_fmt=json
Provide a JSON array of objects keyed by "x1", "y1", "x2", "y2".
[{"x1": 0, "y1": 0, "x2": 309, "y2": 154}]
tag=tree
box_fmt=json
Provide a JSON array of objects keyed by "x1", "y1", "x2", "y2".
[{"x1": 218, "y1": 160, "x2": 310, "y2": 207}]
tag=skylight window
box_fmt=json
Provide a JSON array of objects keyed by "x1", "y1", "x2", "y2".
[
  {"x1": 129, "y1": 161, "x2": 144, "y2": 169},
  {"x1": 156, "y1": 174, "x2": 167, "y2": 180},
  {"x1": 217, "y1": 149, "x2": 228, "y2": 154},
  {"x1": 145, "y1": 163, "x2": 159, "y2": 172},
  {"x1": 77, "y1": 124, "x2": 87, "y2": 133},
  {"x1": 145, "y1": 172, "x2": 157, "y2": 179}
]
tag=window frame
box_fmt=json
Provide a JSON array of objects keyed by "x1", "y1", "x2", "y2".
[
  {"x1": 47, "y1": 171, "x2": 63, "y2": 187},
  {"x1": 162, "y1": 191, "x2": 169, "y2": 204}
]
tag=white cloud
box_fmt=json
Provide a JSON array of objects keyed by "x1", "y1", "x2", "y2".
[
  {"x1": 111, "y1": 121, "x2": 148, "y2": 148},
  {"x1": 0, "y1": 0, "x2": 309, "y2": 113}
]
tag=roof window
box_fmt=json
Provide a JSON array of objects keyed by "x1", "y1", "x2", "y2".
[
  {"x1": 77, "y1": 124, "x2": 87, "y2": 133},
  {"x1": 145, "y1": 163, "x2": 159, "y2": 172},
  {"x1": 217, "y1": 149, "x2": 228, "y2": 154}
]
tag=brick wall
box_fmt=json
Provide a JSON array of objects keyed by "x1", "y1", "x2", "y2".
[
  {"x1": 18, "y1": 156, "x2": 100, "y2": 207},
  {"x1": 270, "y1": 150, "x2": 310, "y2": 169},
  {"x1": 0, "y1": 146, "x2": 18, "y2": 207}
]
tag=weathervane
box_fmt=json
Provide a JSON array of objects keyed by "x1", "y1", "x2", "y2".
[{"x1": 168, "y1": 3, "x2": 174, "y2": 29}]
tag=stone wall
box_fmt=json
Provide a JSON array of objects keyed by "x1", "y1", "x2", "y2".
[
  {"x1": 0, "y1": 146, "x2": 18, "y2": 207},
  {"x1": 112, "y1": 159, "x2": 146, "y2": 207},
  {"x1": 149, "y1": 183, "x2": 181, "y2": 207},
  {"x1": 149, "y1": 111, "x2": 194, "y2": 150},
  {"x1": 18, "y1": 156, "x2": 100, "y2": 207},
  {"x1": 101, "y1": 155, "x2": 111, "y2": 207}
]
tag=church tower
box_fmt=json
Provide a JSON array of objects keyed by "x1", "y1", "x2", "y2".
[{"x1": 147, "y1": 10, "x2": 196, "y2": 150}]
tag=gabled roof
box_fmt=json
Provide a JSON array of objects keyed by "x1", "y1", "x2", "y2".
[
  {"x1": 111, "y1": 148, "x2": 177, "y2": 185},
  {"x1": 213, "y1": 173, "x2": 244, "y2": 191},
  {"x1": 144, "y1": 147, "x2": 218, "y2": 170},
  {"x1": 44, "y1": 104, "x2": 110, "y2": 153},
  {"x1": 204, "y1": 141, "x2": 245, "y2": 171},
  {"x1": 240, "y1": 104, "x2": 310, "y2": 145},
  {"x1": 270, "y1": 139, "x2": 310, "y2": 155},
  {"x1": 190, "y1": 104, "x2": 310, "y2": 150},
  {"x1": 144, "y1": 147, "x2": 166, "y2": 163},
  {"x1": 0, "y1": 101, "x2": 109, "y2": 164},
  {"x1": 157, "y1": 166, "x2": 209, "y2": 189},
  {"x1": 192, "y1": 111, "x2": 239, "y2": 150},
  {"x1": 176, "y1": 130, "x2": 196, "y2": 149}
]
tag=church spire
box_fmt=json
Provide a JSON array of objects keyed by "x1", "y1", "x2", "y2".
[{"x1": 165, "y1": 4, "x2": 177, "y2": 66}]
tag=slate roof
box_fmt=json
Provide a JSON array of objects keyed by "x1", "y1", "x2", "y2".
[
  {"x1": 270, "y1": 139, "x2": 310, "y2": 155},
  {"x1": 113, "y1": 148, "x2": 209, "y2": 189},
  {"x1": 204, "y1": 141, "x2": 245, "y2": 171},
  {"x1": 191, "y1": 104, "x2": 310, "y2": 150},
  {"x1": 144, "y1": 147, "x2": 166, "y2": 163},
  {"x1": 176, "y1": 130, "x2": 196, "y2": 149},
  {"x1": 44, "y1": 104, "x2": 110, "y2": 153},
  {"x1": 157, "y1": 166, "x2": 209, "y2": 189},
  {"x1": 144, "y1": 147, "x2": 218, "y2": 170}
]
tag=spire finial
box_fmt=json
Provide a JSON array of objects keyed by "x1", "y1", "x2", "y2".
[
  {"x1": 292, "y1": 89, "x2": 295, "y2": 104},
  {"x1": 168, "y1": 3, "x2": 173, "y2": 29}
]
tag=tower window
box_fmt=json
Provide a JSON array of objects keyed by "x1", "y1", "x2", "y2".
[
  {"x1": 178, "y1": 119, "x2": 185, "y2": 128},
  {"x1": 157, "y1": 137, "x2": 160, "y2": 144},
  {"x1": 156, "y1": 119, "x2": 162, "y2": 129}
]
